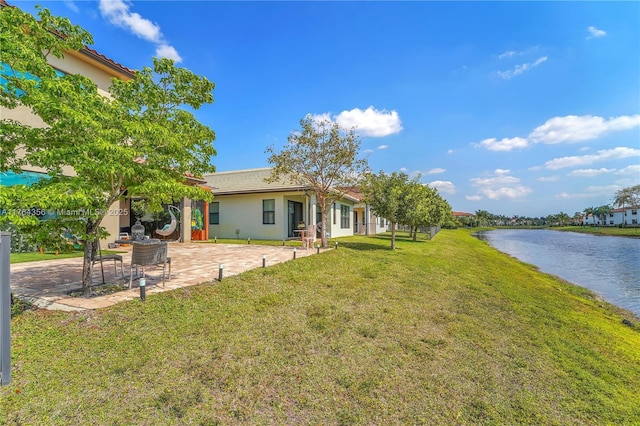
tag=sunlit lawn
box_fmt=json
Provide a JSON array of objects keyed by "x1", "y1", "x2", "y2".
[
  {"x1": 3, "y1": 230, "x2": 639, "y2": 424},
  {"x1": 554, "y1": 226, "x2": 640, "y2": 238}
]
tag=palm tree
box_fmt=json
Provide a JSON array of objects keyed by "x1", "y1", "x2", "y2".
[{"x1": 594, "y1": 205, "x2": 611, "y2": 227}]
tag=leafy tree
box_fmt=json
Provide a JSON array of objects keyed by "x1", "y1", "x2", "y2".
[
  {"x1": 400, "y1": 181, "x2": 451, "y2": 240},
  {"x1": 0, "y1": 5, "x2": 216, "y2": 292},
  {"x1": 266, "y1": 116, "x2": 368, "y2": 248},
  {"x1": 360, "y1": 171, "x2": 413, "y2": 249},
  {"x1": 613, "y1": 185, "x2": 640, "y2": 227}
]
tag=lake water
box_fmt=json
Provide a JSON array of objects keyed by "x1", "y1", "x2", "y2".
[{"x1": 475, "y1": 229, "x2": 640, "y2": 318}]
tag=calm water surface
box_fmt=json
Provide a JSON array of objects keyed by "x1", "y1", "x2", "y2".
[{"x1": 476, "y1": 229, "x2": 640, "y2": 317}]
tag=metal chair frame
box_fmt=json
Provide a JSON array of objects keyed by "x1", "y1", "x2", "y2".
[{"x1": 129, "y1": 241, "x2": 171, "y2": 288}]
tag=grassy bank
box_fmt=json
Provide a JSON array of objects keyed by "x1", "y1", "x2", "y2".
[
  {"x1": 553, "y1": 226, "x2": 640, "y2": 238},
  {"x1": 3, "y1": 230, "x2": 639, "y2": 424}
]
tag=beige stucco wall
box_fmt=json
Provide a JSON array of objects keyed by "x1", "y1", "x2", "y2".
[
  {"x1": 208, "y1": 192, "x2": 307, "y2": 240},
  {"x1": 326, "y1": 200, "x2": 354, "y2": 239}
]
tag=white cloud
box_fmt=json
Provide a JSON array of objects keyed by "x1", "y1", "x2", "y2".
[
  {"x1": 474, "y1": 137, "x2": 529, "y2": 152},
  {"x1": 568, "y1": 168, "x2": 616, "y2": 177},
  {"x1": 476, "y1": 114, "x2": 640, "y2": 152},
  {"x1": 309, "y1": 113, "x2": 332, "y2": 124},
  {"x1": 155, "y1": 45, "x2": 182, "y2": 63},
  {"x1": 537, "y1": 176, "x2": 559, "y2": 182},
  {"x1": 471, "y1": 175, "x2": 521, "y2": 187},
  {"x1": 466, "y1": 195, "x2": 483, "y2": 201},
  {"x1": 331, "y1": 106, "x2": 403, "y2": 137},
  {"x1": 98, "y1": 0, "x2": 182, "y2": 62},
  {"x1": 556, "y1": 184, "x2": 623, "y2": 198},
  {"x1": 363, "y1": 149, "x2": 374, "y2": 154},
  {"x1": 429, "y1": 180, "x2": 457, "y2": 194},
  {"x1": 426, "y1": 168, "x2": 446, "y2": 175},
  {"x1": 64, "y1": 0, "x2": 79, "y2": 13},
  {"x1": 495, "y1": 169, "x2": 511, "y2": 175},
  {"x1": 544, "y1": 147, "x2": 640, "y2": 170},
  {"x1": 479, "y1": 186, "x2": 533, "y2": 200},
  {"x1": 377, "y1": 145, "x2": 389, "y2": 150},
  {"x1": 447, "y1": 149, "x2": 457, "y2": 154},
  {"x1": 469, "y1": 172, "x2": 532, "y2": 200},
  {"x1": 587, "y1": 26, "x2": 606, "y2": 39},
  {"x1": 614, "y1": 164, "x2": 640, "y2": 176},
  {"x1": 498, "y1": 50, "x2": 518, "y2": 59},
  {"x1": 529, "y1": 114, "x2": 640, "y2": 144},
  {"x1": 496, "y1": 56, "x2": 547, "y2": 79},
  {"x1": 399, "y1": 167, "x2": 408, "y2": 173}
]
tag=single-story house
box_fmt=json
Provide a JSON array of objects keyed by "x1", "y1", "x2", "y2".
[{"x1": 202, "y1": 168, "x2": 384, "y2": 241}]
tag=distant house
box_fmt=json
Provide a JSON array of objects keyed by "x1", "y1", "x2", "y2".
[
  {"x1": 605, "y1": 206, "x2": 639, "y2": 226},
  {"x1": 582, "y1": 206, "x2": 639, "y2": 226},
  {"x1": 202, "y1": 168, "x2": 374, "y2": 241}
]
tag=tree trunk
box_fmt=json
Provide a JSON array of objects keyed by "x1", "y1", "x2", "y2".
[
  {"x1": 81, "y1": 219, "x2": 99, "y2": 294},
  {"x1": 320, "y1": 202, "x2": 328, "y2": 248},
  {"x1": 390, "y1": 222, "x2": 396, "y2": 250}
]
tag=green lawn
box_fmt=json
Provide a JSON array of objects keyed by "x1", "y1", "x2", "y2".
[
  {"x1": 10, "y1": 250, "x2": 125, "y2": 264},
  {"x1": 3, "y1": 230, "x2": 639, "y2": 424},
  {"x1": 554, "y1": 226, "x2": 640, "y2": 238}
]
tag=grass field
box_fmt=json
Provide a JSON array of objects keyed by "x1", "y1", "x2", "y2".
[
  {"x1": 3, "y1": 230, "x2": 639, "y2": 424},
  {"x1": 10, "y1": 250, "x2": 125, "y2": 264},
  {"x1": 554, "y1": 226, "x2": 640, "y2": 238}
]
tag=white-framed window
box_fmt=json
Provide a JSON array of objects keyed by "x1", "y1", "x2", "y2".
[
  {"x1": 263, "y1": 199, "x2": 275, "y2": 224},
  {"x1": 340, "y1": 205, "x2": 350, "y2": 228}
]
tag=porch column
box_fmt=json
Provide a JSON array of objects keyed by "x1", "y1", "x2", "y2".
[
  {"x1": 182, "y1": 197, "x2": 191, "y2": 243},
  {"x1": 365, "y1": 204, "x2": 370, "y2": 236}
]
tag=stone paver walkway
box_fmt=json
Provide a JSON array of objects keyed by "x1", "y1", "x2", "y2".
[{"x1": 10, "y1": 242, "x2": 320, "y2": 311}]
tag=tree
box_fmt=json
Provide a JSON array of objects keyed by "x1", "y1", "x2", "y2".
[
  {"x1": 0, "y1": 5, "x2": 216, "y2": 292},
  {"x1": 399, "y1": 181, "x2": 451, "y2": 241},
  {"x1": 360, "y1": 171, "x2": 412, "y2": 249},
  {"x1": 613, "y1": 185, "x2": 640, "y2": 227},
  {"x1": 474, "y1": 210, "x2": 492, "y2": 227},
  {"x1": 266, "y1": 117, "x2": 368, "y2": 248},
  {"x1": 594, "y1": 205, "x2": 611, "y2": 227}
]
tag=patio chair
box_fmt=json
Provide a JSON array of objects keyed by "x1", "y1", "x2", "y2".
[
  {"x1": 129, "y1": 241, "x2": 172, "y2": 288},
  {"x1": 303, "y1": 225, "x2": 316, "y2": 249},
  {"x1": 92, "y1": 241, "x2": 124, "y2": 284}
]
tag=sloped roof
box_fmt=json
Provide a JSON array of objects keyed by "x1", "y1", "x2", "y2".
[
  {"x1": 203, "y1": 168, "x2": 308, "y2": 195},
  {"x1": 202, "y1": 168, "x2": 361, "y2": 202}
]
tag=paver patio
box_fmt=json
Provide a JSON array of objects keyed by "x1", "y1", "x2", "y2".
[{"x1": 10, "y1": 242, "x2": 319, "y2": 311}]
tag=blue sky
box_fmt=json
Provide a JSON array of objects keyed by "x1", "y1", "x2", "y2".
[{"x1": 15, "y1": 0, "x2": 640, "y2": 217}]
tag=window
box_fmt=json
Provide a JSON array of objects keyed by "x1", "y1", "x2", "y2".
[
  {"x1": 632, "y1": 219, "x2": 638, "y2": 225},
  {"x1": 380, "y1": 216, "x2": 385, "y2": 227},
  {"x1": 209, "y1": 202, "x2": 219, "y2": 225},
  {"x1": 263, "y1": 199, "x2": 275, "y2": 224},
  {"x1": 340, "y1": 205, "x2": 350, "y2": 228},
  {"x1": 333, "y1": 202, "x2": 337, "y2": 224},
  {"x1": 632, "y1": 209, "x2": 638, "y2": 215}
]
